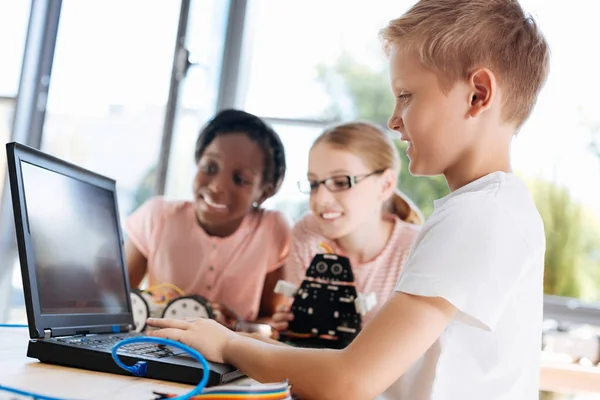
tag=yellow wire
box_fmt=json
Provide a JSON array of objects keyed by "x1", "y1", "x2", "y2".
[
  {"x1": 144, "y1": 283, "x2": 186, "y2": 297},
  {"x1": 318, "y1": 242, "x2": 334, "y2": 254}
]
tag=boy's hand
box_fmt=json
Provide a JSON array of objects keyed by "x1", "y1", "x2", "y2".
[
  {"x1": 211, "y1": 302, "x2": 239, "y2": 329},
  {"x1": 146, "y1": 317, "x2": 236, "y2": 364},
  {"x1": 270, "y1": 303, "x2": 294, "y2": 331}
]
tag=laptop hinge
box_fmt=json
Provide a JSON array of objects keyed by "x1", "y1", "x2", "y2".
[
  {"x1": 47, "y1": 324, "x2": 131, "y2": 338},
  {"x1": 44, "y1": 329, "x2": 51, "y2": 339}
]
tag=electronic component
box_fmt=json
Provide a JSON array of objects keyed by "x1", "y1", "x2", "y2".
[{"x1": 277, "y1": 253, "x2": 377, "y2": 349}]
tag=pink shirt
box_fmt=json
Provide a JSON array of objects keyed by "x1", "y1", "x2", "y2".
[
  {"x1": 125, "y1": 196, "x2": 290, "y2": 321},
  {"x1": 283, "y1": 213, "x2": 419, "y2": 324}
]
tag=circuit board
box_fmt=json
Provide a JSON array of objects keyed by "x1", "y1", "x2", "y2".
[{"x1": 281, "y1": 254, "x2": 362, "y2": 349}]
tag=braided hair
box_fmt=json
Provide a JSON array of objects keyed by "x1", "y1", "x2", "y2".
[{"x1": 194, "y1": 109, "x2": 286, "y2": 200}]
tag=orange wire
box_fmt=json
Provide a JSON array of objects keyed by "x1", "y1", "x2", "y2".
[{"x1": 318, "y1": 242, "x2": 334, "y2": 254}]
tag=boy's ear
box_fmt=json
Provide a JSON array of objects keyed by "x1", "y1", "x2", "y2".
[{"x1": 467, "y1": 68, "x2": 497, "y2": 118}]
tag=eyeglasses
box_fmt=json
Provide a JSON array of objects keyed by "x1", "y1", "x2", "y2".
[{"x1": 297, "y1": 170, "x2": 385, "y2": 194}]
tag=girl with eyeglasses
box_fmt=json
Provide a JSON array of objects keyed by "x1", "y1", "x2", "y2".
[{"x1": 270, "y1": 121, "x2": 423, "y2": 332}]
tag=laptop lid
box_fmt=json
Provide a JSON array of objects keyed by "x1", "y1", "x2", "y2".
[{"x1": 6, "y1": 142, "x2": 134, "y2": 339}]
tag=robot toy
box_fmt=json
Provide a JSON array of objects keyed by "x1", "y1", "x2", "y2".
[{"x1": 275, "y1": 245, "x2": 377, "y2": 349}]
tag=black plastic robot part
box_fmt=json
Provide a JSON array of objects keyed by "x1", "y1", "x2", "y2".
[{"x1": 281, "y1": 254, "x2": 362, "y2": 349}]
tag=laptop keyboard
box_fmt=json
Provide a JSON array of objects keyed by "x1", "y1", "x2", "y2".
[{"x1": 52, "y1": 335, "x2": 177, "y2": 359}]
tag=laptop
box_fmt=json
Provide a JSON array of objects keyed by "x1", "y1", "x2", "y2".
[{"x1": 5, "y1": 142, "x2": 243, "y2": 386}]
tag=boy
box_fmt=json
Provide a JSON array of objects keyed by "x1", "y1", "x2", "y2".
[{"x1": 147, "y1": 0, "x2": 550, "y2": 399}]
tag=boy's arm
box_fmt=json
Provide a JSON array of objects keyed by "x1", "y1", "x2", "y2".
[{"x1": 149, "y1": 292, "x2": 456, "y2": 400}]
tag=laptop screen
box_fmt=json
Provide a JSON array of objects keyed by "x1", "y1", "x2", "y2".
[{"x1": 20, "y1": 160, "x2": 129, "y2": 315}]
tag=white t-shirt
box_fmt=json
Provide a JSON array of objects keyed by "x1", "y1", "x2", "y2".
[{"x1": 380, "y1": 172, "x2": 545, "y2": 400}]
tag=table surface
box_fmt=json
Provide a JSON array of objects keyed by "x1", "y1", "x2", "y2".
[{"x1": 2, "y1": 327, "x2": 600, "y2": 399}]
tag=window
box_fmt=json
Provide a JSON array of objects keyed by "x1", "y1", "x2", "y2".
[
  {"x1": 0, "y1": 0, "x2": 30, "y2": 196},
  {"x1": 41, "y1": 0, "x2": 181, "y2": 220},
  {"x1": 261, "y1": 123, "x2": 322, "y2": 224},
  {"x1": 0, "y1": 0, "x2": 32, "y2": 324},
  {"x1": 4, "y1": 0, "x2": 182, "y2": 324},
  {"x1": 239, "y1": 0, "x2": 424, "y2": 223},
  {"x1": 0, "y1": 1, "x2": 30, "y2": 95},
  {"x1": 241, "y1": 0, "x2": 406, "y2": 121},
  {"x1": 242, "y1": 0, "x2": 600, "y2": 301},
  {"x1": 0, "y1": 97, "x2": 16, "y2": 180},
  {"x1": 513, "y1": 0, "x2": 600, "y2": 303},
  {"x1": 164, "y1": 0, "x2": 230, "y2": 200}
]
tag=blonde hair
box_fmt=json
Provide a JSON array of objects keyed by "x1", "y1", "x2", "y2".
[
  {"x1": 379, "y1": 0, "x2": 550, "y2": 128},
  {"x1": 314, "y1": 121, "x2": 400, "y2": 176},
  {"x1": 312, "y1": 121, "x2": 423, "y2": 225}
]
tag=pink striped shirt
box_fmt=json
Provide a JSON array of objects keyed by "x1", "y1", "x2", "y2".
[
  {"x1": 284, "y1": 213, "x2": 419, "y2": 324},
  {"x1": 125, "y1": 196, "x2": 290, "y2": 321}
]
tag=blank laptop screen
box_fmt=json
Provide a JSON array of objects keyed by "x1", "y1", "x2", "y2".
[{"x1": 20, "y1": 161, "x2": 129, "y2": 315}]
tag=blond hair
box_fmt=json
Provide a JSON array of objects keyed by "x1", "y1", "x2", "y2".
[
  {"x1": 379, "y1": 0, "x2": 550, "y2": 127},
  {"x1": 312, "y1": 122, "x2": 423, "y2": 225},
  {"x1": 314, "y1": 121, "x2": 400, "y2": 176}
]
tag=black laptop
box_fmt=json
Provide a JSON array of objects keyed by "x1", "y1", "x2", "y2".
[{"x1": 5, "y1": 142, "x2": 243, "y2": 386}]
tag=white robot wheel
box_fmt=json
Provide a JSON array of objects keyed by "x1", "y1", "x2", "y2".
[
  {"x1": 130, "y1": 289, "x2": 150, "y2": 332},
  {"x1": 161, "y1": 295, "x2": 214, "y2": 320}
]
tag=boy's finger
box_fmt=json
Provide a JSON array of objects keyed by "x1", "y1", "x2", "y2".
[
  {"x1": 146, "y1": 318, "x2": 191, "y2": 330},
  {"x1": 148, "y1": 328, "x2": 188, "y2": 344}
]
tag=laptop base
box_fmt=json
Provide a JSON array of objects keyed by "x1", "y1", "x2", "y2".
[{"x1": 27, "y1": 337, "x2": 243, "y2": 386}]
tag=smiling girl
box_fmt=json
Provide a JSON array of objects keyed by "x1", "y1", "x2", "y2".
[{"x1": 125, "y1": 109, "x2": 290, "y2": 327}]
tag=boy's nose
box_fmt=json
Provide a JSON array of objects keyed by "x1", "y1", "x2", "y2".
[{"x1": 388, "y1": 113, "x2": 404, "y2": 132}]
